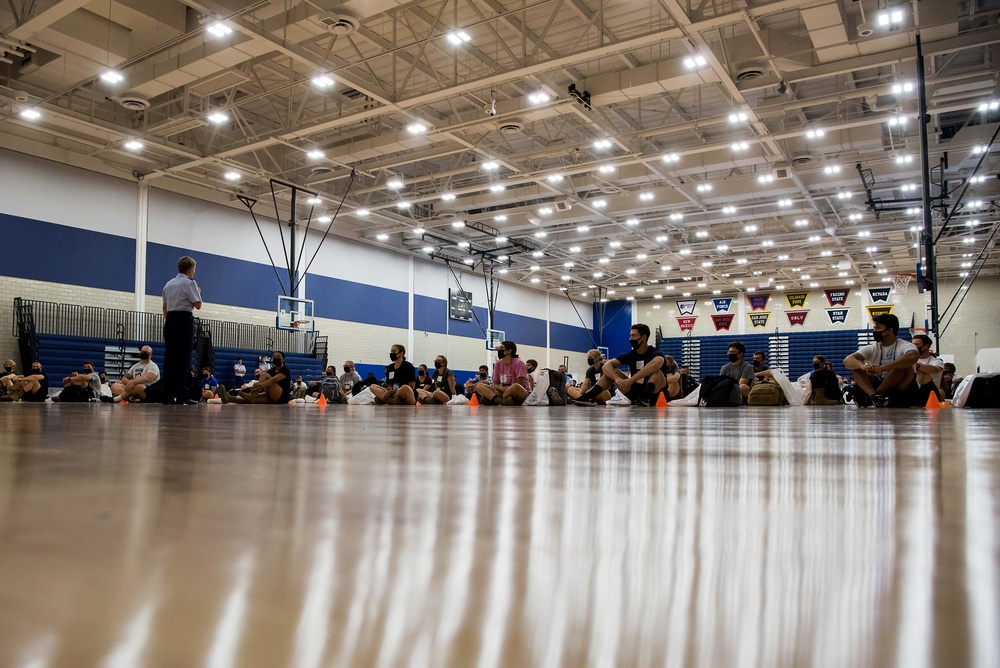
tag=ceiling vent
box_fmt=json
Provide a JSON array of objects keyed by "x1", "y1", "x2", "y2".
[
  {"x1": 311, "y1": 166, "x2": 333, "y2": 176},
  {"x1": 735, "y1": 62, "x2": 767, "y2": 81},
  {"x1": 791, "y1": 151, "x2": 813, "y2": 165},
  {"x1": 118, "y1": 94, "x2": 150, "y2": 111},
  {"x1": 319, "y1": 13, "x2": 359, "y2": 35},
  {"x1": 498, "y1": 119, "x2": 524, "y2": 136}
]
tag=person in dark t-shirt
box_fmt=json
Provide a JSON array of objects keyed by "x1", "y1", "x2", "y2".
[
  {"x1": 568, "y1": 349, "x2": 612, "y2": 404},
  {"x1": 418, "y1": 354, "x2": 458, "y2": 404},
  {"x1": 571, "y1": 324, "x2": 666, "y2": 406},
  {"x1": 1, "y1": 361, "x2": 48, "y2": 402},
  {"x1": 219, "y1": 351, "x2": 291, "y2": 404},
  {"x1": 370, "y1": 343, "x2": 417, "y2": 405}
]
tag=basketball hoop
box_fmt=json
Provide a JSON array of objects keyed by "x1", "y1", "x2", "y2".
[{"x1": 891, "y1": 273, "x2": 916, "y2": 303}]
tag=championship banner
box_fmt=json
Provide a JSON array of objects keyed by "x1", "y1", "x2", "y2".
[
  {"x1": 748, "y1": 312, "x2": 770, "y2": 328},
  {"x1": 675, "y1": 299, "x2": 697, "y2": 316},
  {"x1": 748, "y1": 293, "x2": 770, "y2": 311},
  {"x1": 865, "y1": 304, "x2": 893, "y2": 322},
  {"x1": 868, "y1": 287, "x2": 892, "y2": 303},
  {"x1": 826, "y1": 308, "x2": 850, "y2": 324},
  {"x1": 785, "y1": 291, "x2": 809, "y2": 308},
  {"x1": 825, "y1": 288, "x2": 850, "y2": 306},
  {"x1": 676, "y1": 316, "x2": 697, "y2": 332},
  {"x1": 786, "y1": 310, "x2": 809, "y2": 326},
  {"x1": 711, "y1": 313, "x2": 735, "y2": 331},
  {"x1": 712, "y1": 297, "x2": 733, "y2": 312}
]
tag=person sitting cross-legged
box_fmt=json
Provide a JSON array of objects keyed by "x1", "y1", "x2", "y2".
[
  {"x1": 571, "y1": 323, "x2": 666, "y2": 407},
  {"x1": 219, "y1": 351, "x2": 291, "y2": 404},
  {"x1": 417, "y1": 354, "x2": 458, "y2": 404},
  {"x1": 370, "y1": 344, "x2": 417, "y2": 405},
  {"x1": 474, "y1": 341, "x2": 530, "y2": 406},
  {"x1": 109, "y1": 345, "x2": 162, "y2": 403},
  {"x1": 843, "y1": 314, "x2": 919, "y2": 408}
]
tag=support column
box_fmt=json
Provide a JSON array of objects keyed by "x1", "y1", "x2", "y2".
[
  {"x1": 407, "y1": 257, "x2": 415, "y2": 355},
  {"x1": 545, "y1": 293, "x2": 551, "y2": 369},
  {"x1": 134, "y1": 182, "x2": 149, "y2": 312},
  {"x1": 916, "y1": 33, "x2": 940, "y2": 343}
]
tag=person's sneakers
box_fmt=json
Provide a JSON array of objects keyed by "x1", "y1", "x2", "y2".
[
  {"x1": 498, "y1": 396, "x2": 515, "y2": 406},
  {"x1": 848, "y1": 387, "x2": 876, "y2": 408},
  {"x1": 632, "y1": 397, "x2": 650, "y2": 407},
  {"x1": 0, "y1": 389, "x2": 23, "y2": 402},
  {"x1": 217, "y1": 385, "x2": 232, "y2": 404},
  {"x1": 569, "y1": 396, "x2": 597, "y2": 406},
  {"x1": 871, "y1": 394, "x2": 889, "y2": 408},
  {"x1": 99, "y1": 395, "x2": 115, "y2": 403}
]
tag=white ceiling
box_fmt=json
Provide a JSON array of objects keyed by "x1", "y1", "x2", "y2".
[{"x1": 1, "y1": 0, "x2": 999, "y2": 303}]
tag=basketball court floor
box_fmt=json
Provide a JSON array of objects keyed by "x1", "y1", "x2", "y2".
[{"x1": 0, "y1": 403, "x2": 997, "y2": 667}]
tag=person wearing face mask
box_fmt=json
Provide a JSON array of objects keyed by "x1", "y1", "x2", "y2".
[
  {"x1": 806, "y1": 355, "x2": 843, "y2": 405},
  {"x1": 912, "y1": 334, "x2": 945, "y2": 404},
  {"x1": 719, "y1": 341, "x2": 754, "y2": 399},
  {"x1": 571, "y1": 324, "x2": 666, "y2": 407},
  {"x1": 1, "y1": 359, "x2": 16, "y2": 383},
  {"x1": 661, "y1": 355, "x2": 686, "y2": 401},
  {"x1": 474, "y1": 340, "x2": 530, "y2": 406},
  {"x1": 843, "y1": 314, "x2": 919, "y2": 407},
  {"x1": 199, "y1": 367, "x2": 219, "y2": 401},
  {"x1": 568, "y1": 349, "x2": 612, "y2": 404},
  {"x1": 751, "y1": 351, "x2": 773, "y2": 384},
  {"x1": 308, "y1": 366, "x2": 342, "y2": 403},
  {"x1": 679, "y1": 366, "x2": 698, "y2": 397},
  {"x1": 339, "y1": 361, "x2": 362, "y2": 400},
  {"x1": 108, "y1": 345, "x2": 162, "y2": 403},
  {"x1": 415, "y1": 364, "x2": 434, "y2": 392},
  {"x1": 54, "y1": 361, "x2": 102, "y2": 402},
  {"x1": 418, "y1": 355, "x2": 458, "y2": 404},
  {"x1": 0, "y1": 361, "x2": 48, "y2": 402},
  {"x1": 368, "y1": 344, "x2": 417, "y2": 405},
  {"x1": 219, "y1": 351, "x2": 291, "y2": 404},
  {"x1": 464, "y1": 365, "x2": 492, "y2": 397}
]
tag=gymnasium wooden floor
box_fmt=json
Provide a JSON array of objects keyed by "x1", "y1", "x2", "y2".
[{"x1": 0, "y1": 403, "x2": 997, "y2": 668}]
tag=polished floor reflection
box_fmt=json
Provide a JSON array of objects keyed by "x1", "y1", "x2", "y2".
[{"x1": 0, "y1": 404, "x2": 997, "y2": 667}]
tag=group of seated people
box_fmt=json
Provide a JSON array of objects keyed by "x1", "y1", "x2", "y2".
[{"x1": 0, "y1": 314, "x2": 957, "y2": 409}]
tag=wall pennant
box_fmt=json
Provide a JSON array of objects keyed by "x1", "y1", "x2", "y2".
[
  {"x1": 676, "y1": 316, "x2": 697, "y2": 332},
  {"x1": 826, "y1": 308, "x2": 850, "y2": 324},
  {"x1": 747, "y1": 293, "x2": 770, "y2": 311},
  {"x1": 865, "y1": 304, "x2": 894, "y2": 322},
  {"x1": 825, "y1": 288, "x2": 850, "y2": 306},
  {"x1": 748, "y1": 312, "x2": 771, "y2": 328},
  {"x1": 786, "y1": 310, "x2": 809, "y2": 326},
  {"x1": 675, "y1": 299, "x2": 697, "y2": 316},
  {"x1": 785, "y1": 292, "x2": 809, "y2": 308},
  {"x1": 868, "y1": 287, "x2": 892, "y2": 303},
  {"x1": 711, "y1": 313, "x2": 735, "y2": 331},
  {"x1": 712, "y1": 297, "x2": 733, "y2": 312}
]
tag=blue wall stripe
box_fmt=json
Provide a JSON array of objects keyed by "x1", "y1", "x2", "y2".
[
  {"x1": 146, "y1": 242, "x2": 279, "y2": 312},
  {"x1": 308, "y1": 273, "x2": 409, "y2": 329},
  {"x1": 0, "y1": 212, "x2": 135, "y2": 292},
  {"x1": 597, "y1": 300, "x2": 632, "y2": 359}
]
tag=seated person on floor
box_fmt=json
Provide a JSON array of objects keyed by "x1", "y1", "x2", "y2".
[
  {"x1": 219, "y1": 351, "x2": 291, "y2": 404},
  {"x1": 568, "y1": 349, "x2": 612, "y2": 404},
  {"x1": 308, "y1": 367, "x2": 342, "y2": 402},
  {"x1": 843, "y1": 314, "x2": 919, "y2": 407},
  {"x1": 54, "y1": 361, "x2": 102, "y2": 402},
  {"x1": 0, "y1": 361, "x2": 48, "y2": 402},
  {"x1": 752, "y1": 351, "x2": 772, "y2": 383},
  {"x1": 291, "y1": 375, "x2": 308, "y2": 400},
  {"x1": 912, "y1": 334, "x2": 945, "y2": 403},
  {"x1": 464, "y1": 365, "x2": 492, "y2": 398},
  {"x1": 524, "y1": 359, "x2": 537, "y2": 391},
  {"x1": 370, "y1": 344, "x2": 417, "y2": 405},
  {"x1": 662, "y1": 355, "x2": 684, "y2": 401},
  {"x1": 339, "y1": 361, "x2": 362, "y2": 400},
  {"x1": 0, "y1": 359, "x2": 15, "y2": 383},
  {"x1": 940, "y1": 362, "x2": 957, "y2": 400},
  {"x1": 417, "y1": 355, "x2": 458, "y2": 404},
  {"x1": 720, "y1": 341, "x2": 755, "y2": 399},
  {"x1": 474, "y1": 340, "x2": 530, "y2": 406},
  {"x1": 571, "y1": 324, "x2": 666, "y2": 406},
  {"x1": 679, "y1": 365, "x2": 699, "y2": 396},
  {"x1": 415, "y1": 364, "x2": 434, "y2": 392},
  {"x1": 199, "y1": 367, "x2": 219, "y2": 401},
  {"x1": 557, "y1": 364, "x2": 576, "y2": 387},
  {"x1": 109, "y1": 346, "x2": 162, "y2": 402}
]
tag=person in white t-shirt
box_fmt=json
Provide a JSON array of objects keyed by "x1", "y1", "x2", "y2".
[
  {"x1": 912, "y1": 334, "x2": 945, "y2": 402},
  {"x1": 843, "y1": 314, "x2": 919, "y2": 407},
  {"x1": 111, "y1": 345, "x2": 162, "y2": 402}
]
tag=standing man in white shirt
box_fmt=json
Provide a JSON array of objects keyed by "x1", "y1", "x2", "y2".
[
  {"x1": 233, "y1": 358, "x2": 246, "y2": 386},
  {"x1": 162, "y1": 256, "x2": 202, "y2": 405},
  {"x1": 843, "y1": 314, "x2": 919, "y2": 407}
]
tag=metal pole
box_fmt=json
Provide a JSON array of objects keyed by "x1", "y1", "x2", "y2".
[
  {"x1": 916, "y1": 34, "x2": 939, "y2": 344},
  {"x1": 289, "y1": 189, "x2": 297, "y2": 298}
]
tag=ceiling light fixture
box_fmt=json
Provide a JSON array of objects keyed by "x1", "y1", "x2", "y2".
[
  {"x1": 683, "y1": 54, "x2": 708, "y2": 69},
  {"x1": 100, "y1": 70, "x2": 124, "y2": 84},
  {"x1": 124, "y1": 140, "x2": 143, "y2": 151},
  {"x1": 482, "y1": 161, "x2": 499, "y2": 171},
  {"x1": 490, "y1": 184, "x2": 506, "y2": 192},
  {"x1": 598, "y1": 164, "x2": 616, "y2": 174},
  {"x1": 806, "y1": 128, "x2": 825, "y2": 139},
  {"x1": 207, "y1": 21, "x2": 233, "y2": 37},
  {"x1": 662, "y1": 153, "x2": 680, "y2": 163},
  {"x1": 356, "y1": 209, "x2": 369, "y2": 217},
  {"x1": 593, "y1": 139, "x2": 613, "y2": 149},
  {"x1": 19, "y1": 109, "x2": 41, "y2": 120},
  {"x1": 208, "y1": 111, "x2": 228, "y2": 124},
  {"x1": 376, "y1": 233, "x2": 389, "y2": 241},
  {"x1": 446, "y1": 31, "x2": 471, "y2": 45},
  {"x1": 223, "y1": 171, "x2": 241, "y2": 181},
  {"x1": 731, "y1": 141, "x2": 749, "y2": 151},
  {"x1": 312, "y1": 75, "x2": 334, "y2": 89},
  {"x1": 407, "y1": 122, "x2": 428, "y2": 134},
  {"x1": 528, "y1": 91, "x2": 550, "y2": 105},
  {"x1": 387, "y1": 178, "x2": 404, "y2": 189}
]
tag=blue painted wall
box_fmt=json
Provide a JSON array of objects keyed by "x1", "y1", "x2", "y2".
[
  {"x1": 0, "y1": 212, "x2": 135, "y2": 292},
  {"x1": 596, "y1": 300, "x2": 633, "y2": 359}
]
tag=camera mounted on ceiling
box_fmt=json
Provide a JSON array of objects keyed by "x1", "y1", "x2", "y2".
[
  {"x1": 485, "y1": 90, "x2": 497, "y2": 116},
  {"x1": 568, "y1": 83, "x2": 591, "y2": 111}
]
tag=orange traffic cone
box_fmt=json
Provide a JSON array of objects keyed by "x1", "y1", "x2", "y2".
[
  {"x1": 214, "y1": 393, "x2": 219, "y2": 399},
  {"x1": 415, "y1": 401, "x2": 421, "y2": 406},
  {"x1": 119, "y1": 399, "x2": 127, "y2": 405},
  {"x1": 316, "y1": 393, "x2": 327, "y2": 406},
  {"x1": 925, "y1": 391, "x2": 942, "y2": 409},
  {"x1": 469, "y1": 393, "x2": 480, "y2": 407},
  {"x1": 655, "y1": 392, "x2": 669, "y2": 408}
]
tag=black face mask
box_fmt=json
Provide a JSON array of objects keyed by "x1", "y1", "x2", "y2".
[
  {"x1": 587, "y1": 358, "x2": 596, "y2": 366},
  {"x1": 84, "y1": 368, "x2": 94, "y2": 374},
  {"x1": 727, "y1": 353, "x2": 739, "y2": 363},
  {"x1": 753, "y1": 360, "x2": 763, "y2": 368},
  {"x1": 419, "y1": 370, "x2": 428, "y2": 376},
  {"x1": 343, "y1": 367, "x2": 351, "y2": 373},
  {"x1": 389, "y1": 352, "x2": 398, "y2": 362},
  {"x1": 872, "y1": 330, "x2": 885, "y2": 343},
  {"x1": 629, "y1": 338, "x2": 641, "y2": 350},
  {"x1": 3, "y1": 366, "x2": 12, "y2": 373},
  {"x1": 273, "y1": 359, "x2": 282, "y2": 366},
  {"x1": 140, "y1": 352, "x2": 150, "y2": 360},
  {"x1": 434, "y1": 361, "x2": 443, "y2": 369},
  {"x1": 32, "y1": 368, "x2": 41, "y2": 374},
  {"x1": 479, "y1": 372, "x2": 487, "y2": 378},
  {"x1": 813, "y1": 362, "x2": 822, "y2": 370}
]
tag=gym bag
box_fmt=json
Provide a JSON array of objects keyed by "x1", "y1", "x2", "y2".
[
  {"x1": 747, "y1": 377, "x2": 787, "y2": 406},
  {"x1": 698, "y1": 376, "x2": 741, "y2": 407}
]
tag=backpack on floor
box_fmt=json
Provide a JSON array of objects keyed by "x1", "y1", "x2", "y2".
[
  {"x1": 698, "y1": 376, "x2": 741, "y2": 407},
  {"x1": 747, "y1": 377, "x2": 787, "y2": 406},
  {"x1": 546, "y1": 370, "x2": 568, "y2": 406},
  {"x1": 808, "y1": 369, "x2": 843, "y2": 405},
  {"x1": 524, "y1": 370, "x2": 551, "y2": 406}
]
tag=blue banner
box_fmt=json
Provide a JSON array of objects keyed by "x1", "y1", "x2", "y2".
[{"x1": 712, "y1": 297, "x2": 733, "y2": 312}]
